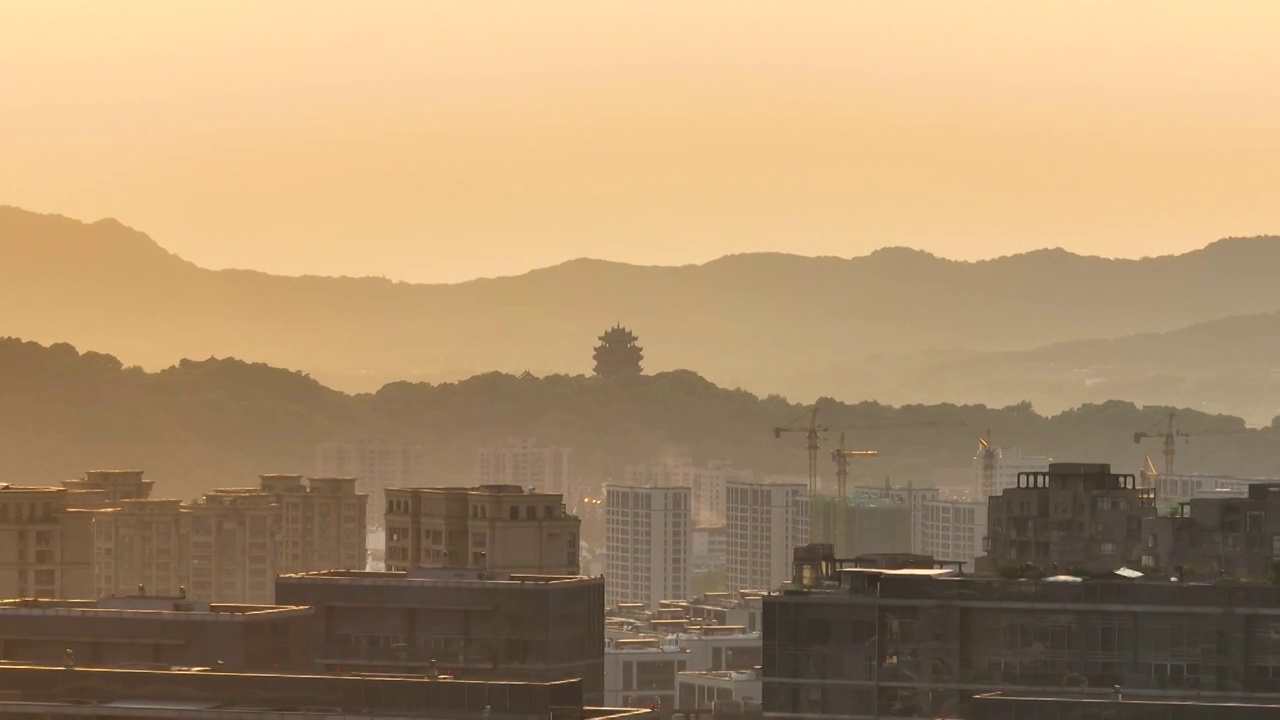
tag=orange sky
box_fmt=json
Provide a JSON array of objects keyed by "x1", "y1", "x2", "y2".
[{"x1": 3, "y1": 1, "x2": 1279, "y2": 282}]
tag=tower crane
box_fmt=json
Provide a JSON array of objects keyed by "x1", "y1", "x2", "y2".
[
  {"x1": 977, "y1": 429, "x2": 997, "y2": 498},
  {"x1": 772, "y1": 407, "x2": 964, "y2": 496},
  {"x1": 1133, "y1": 412, "x2": 1256, "y2": 476}
]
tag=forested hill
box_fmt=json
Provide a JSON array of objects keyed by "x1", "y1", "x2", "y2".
[
  {"x1": 7, "y1": 206, "x2": 1280, "y2": 420},
  {"x1": 2, "y1": 338, "x2": 1277, "y2": 500}
]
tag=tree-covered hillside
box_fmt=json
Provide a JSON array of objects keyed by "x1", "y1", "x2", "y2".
[{"x1": 1, "y1": 338, "x2": 1278, "y2": 500}]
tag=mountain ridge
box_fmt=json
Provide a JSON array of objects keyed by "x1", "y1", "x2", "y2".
[{"x1": 4, "y1": 205, "x2": 1280, "y2": 416}]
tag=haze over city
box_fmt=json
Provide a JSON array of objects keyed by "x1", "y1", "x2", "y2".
[
  {"x1": 6, "y1": 4, "x2": 1280, "y2": 719},
  {"x1": 5, "y1": 1, "x2": 1280, "y2": 282}
]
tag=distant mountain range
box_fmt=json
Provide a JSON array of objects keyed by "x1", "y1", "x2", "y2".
[{"x1": 4, "y1": 205, "x2": 1280, "y2": 422}]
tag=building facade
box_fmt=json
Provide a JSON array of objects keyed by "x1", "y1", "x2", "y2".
[
  {"x1": 1144, "y1": 482, "x2": 1280, "y2": 579},
  {"x1": 809, "y1": 495, "x2": 912, "y2": 558},
  {"x1": 384, "y1": 485, "x2": 580, "y2": 575},
  {"x1": 275, "y1": 568, "x2": 606, "y2": 703},
  {"x1": 763, "y1": 544, "x2": 1280, "y2": 719},
  {"x1": 92, "y1": 498, "x2": 188, "y2": 599},
  {"x1": 257, "y1": 475, "x2": 368, "y2": 575},
  {"x1": 0, "y1": 596, "x2": 312, "y2": 670},
  {"x1": 314, "y1": 440, "x2": 424, "y2": 526},
  {"x1": 474, "y1": 438, "x2": 573, "y2": 497},
  {"x1": 980, "y1": 462, "x2": 1157, "y2": 574},
  {"x1": 724, "y1": 480, "x2": 809, "y2": 592},
  {"x1": 186, "y1": 490, "x2": 278, "y2": 604},
  {"x1": 62, "y1": 470, "x2": 154, "y2": 504},
  {"x1": 605, "y1": 485, "x2": 691, "y2": 610},
  {"x1": 0, "y1": 486, "x2": 93, "y2": 599},
  {"x1": 624, "y1": 457, "x2": 753, "y2": 527},
  {"x1": 916, "y1": 498, "x2": 986, "y2": 570}
]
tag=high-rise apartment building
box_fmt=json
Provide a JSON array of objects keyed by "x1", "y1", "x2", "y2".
[
  {"x1": 91, "y1": 475, "x2": 366, "y2": 604},
  {"x1": 315, "y1": 440, "x2": 424, "y2": 526},
  {"x1": 725, "y1": 480, "x2": 809, "y2": 592},
  {"x1": 0, "y1": 487, "x2": 93, "y2": 599},
  {"x1": 187, "y1": 489, "x2": 277, "y2": 604},
  {"x1": 384, "y1": 485, "x2": 580, "y2": 575},
  {"x1": 473, "y1": 438, "x2": 573, "y2": 498},
  {"x1": 604, "y1": 485, "x2": 691, "y2": 610},
  {"x1": 624, "y1": 457, "x2": 753, "y2": 526},
  {"x1": 979, "y1": 462, "x2": 1157, "y2": 573},
  {"x1": 916, "y1": 498, "x2": 987, "y2": 570},
  {"x1": 258, "y1": 475, "x2": 368, "y2": 574},
  {"x1": 92, "y1": 498, "x2": 188, "y2": 598}
]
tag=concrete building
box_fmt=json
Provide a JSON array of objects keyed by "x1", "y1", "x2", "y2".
[
  {"x1": 186, "y1": 490, "x2": 278, "y2": 604},
  {"x1": 62, "y1": 469, "x2": 154, "y2": 504},
  {"x1": 1144, "y1": 482, "x2": 1280, "y2": 579},
  {"x1": 605, "y1": 485, "x2": 691, "y2": 610},
  {"x1": 974, "y1": 446, "x2": 1053, "y2": 495},
  {"x1": 916, "y1": 497, "x2": 986, "y2": 570},
  {"x1": 315, "y1": 439, "x2": 424, "y2": 526},
  {"x1": 275, "y1": 568, "x2": 605, "y2": 703},
  {"x1": 0, "y1": 486, "x2": 93, "y2": 599},
  {"x1": 763, "y1": 543, "x2": 1280, "y2": 719},
  {"x1": 384, "y1": 484, "x2": 580, "y2": 575},
  {"x1": 692, "y1": 525, "x2": 727, "y2": 574},
  {"x1": 971, "y1": 690, "x2": 1280, "y2": 720},
  {"x1": 92, "y1": 498, "x2": 189, "y2": 599},
  {"x1": 605, "y1": 627, "x2": 762, "y2": 714},
  {"x1": 0, "y1": 596, "x2": 312, "y2": 670},
  {"x1": 0, "y1": 665, "x2": 654, "y2": 720},
  {"x1": 677, "y1": 669, "x2": 762, "y2": 713},
  {"x1": 979, "y1": 462, "x2": 1158, "y2": 574},
  {"x1": 258, "y1": 474, "x2": 368, "y2": 575},
  {"x1": 808, "y1": 494, "x2": 912, "y2": 559},
  {"x1": 474, "y1": 437, "x2": 573, "y2": 497},
  {"x1": 625, "y1": 457, "x2": 753, "y2": 527},
  {"x1": 1153, "y1": 471, "x2": 1260, "y2": 504},
  {"x1": 724, "y1": 480, "x2": 809, "y2": 592}
]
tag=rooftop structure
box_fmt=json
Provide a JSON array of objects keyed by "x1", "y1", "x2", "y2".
[
  {"x1": 0, "y1": 596, "x2": 312, "y2": 670},
  {"x1": 762, "y1": 542, "x2": 1280, "y2": 719},
  {"x1": 63, "y1": 470, "x2": 154, "y2": 503},
  {"x1": 276, "y1": 568, "x2": 604, "y2": 703},
  {"x1": 0, "y1": 664, "x2": 654, "y2": 720},
  {"x1": 971, "y1": 690, "x2": 1280, "y2": 719}
]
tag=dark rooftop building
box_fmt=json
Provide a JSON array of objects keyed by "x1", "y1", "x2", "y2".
[
  {"x1": 0, "y1": 596, "x2": 312, "y2": 671},
  {"x1": 0, "y1": 591, "x2": 311, "y2": 671},
  {"x1": 762, "y1": 543, "x2": 1280, "y2": 719},
  {"x1": 275, "y1": 568, "x2": 605, "y2": 703},
  {"x1": 1144, "y1": 482, "x2": 1280, "y2": 580},
  {"x1": 971, "y1": 690, "x2": 1280, "y2": 720},
  {"x1": 979, "y1": 462, "x2": 1157, "y2": 574},
  {"x1": 0, "y1": 663, "x2": 655, "y2": 720}
]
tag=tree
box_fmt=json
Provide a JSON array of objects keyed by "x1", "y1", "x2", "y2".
[{"x1": 592, "y1": 325, "x2": 643, "y2": 377}]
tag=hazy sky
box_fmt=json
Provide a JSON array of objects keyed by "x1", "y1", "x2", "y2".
[{"x1": 4, "y1": 2, "x2": 1280, "y2": 282}]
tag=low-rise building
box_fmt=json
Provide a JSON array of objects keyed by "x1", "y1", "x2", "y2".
[
  {"x1": 1144, "y1": 482, "x2": 1280, "y2": 579},
  {"x1": 677, "y1": 669, "x2": 762, "y2": 713},
  {"x1": 0, "y1": 596, "x2": 312, "y2": 670},
  {"x1": 605, "y1": 628, "x2": 762, "y2": 714},
  {"x1": 275, "y1": 568, "x2": 605, "y2": 703}
]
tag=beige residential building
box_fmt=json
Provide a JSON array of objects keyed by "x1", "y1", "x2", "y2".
[
  {"x1": 315, "y1": 440, "x2": 424, "y2": 526},
  {"x1": 63, "y1": 470, "x2": 154, "y2": 505},
  {"x1": 624, "y1": 456, "x2": 752, "y2": 526},
  {"x1": 473, "y1": 438, "x2": 573, "y2": 498},
  {"x1": 604, "y1": 484, "x2": 691, "y2": 610},
  {"x1": 92, "y1": 499, "x2": 187, "y2": 598},
  {"x1": 259, "y1": 475, "x2": 368, "y2": 574},
  {"x1": 725, "y1": 479, "x2": 809, "y2": 593},
  {"x1": 384, "y1": 484, "x2": 580, "y2": 575},
  {"x1": 0, "y1": 486, "x2": 94, "y2": 599},
  {"x1": 188, "y1": 489, "x2": 277, "y2": 604}
]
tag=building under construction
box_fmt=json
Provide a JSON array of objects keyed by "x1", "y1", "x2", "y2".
[{"x1": 808, "y1": 494, "x2": 912, "y2": 559}]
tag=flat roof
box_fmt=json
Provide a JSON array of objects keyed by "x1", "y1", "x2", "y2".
[
  {"x1": 278, "y1": 569, "x2": 599, "y2": 587},
  {"x1": 0, "y1": 598, "x2": 312, "y2": 620},
  {"x1": 975, "y1": 690, "x2": 1280, "y2": 708}
]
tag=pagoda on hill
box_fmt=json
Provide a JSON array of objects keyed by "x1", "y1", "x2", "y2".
[{"x1": 593, "y1": 324, "x2": 643, "y2": 378}]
